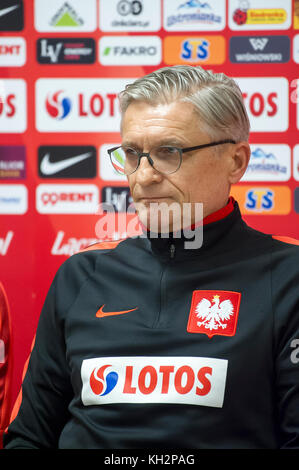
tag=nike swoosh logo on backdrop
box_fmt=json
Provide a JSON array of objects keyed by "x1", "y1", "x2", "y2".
[
  {"x1": 96, "y1": 305, "x2": 138, "y2": 318},
  {"x1": 40, "y1": 152, "x2": 92, "y2": 175},
  {"x1": 0, "y1": 5, "x2": 19, "y2": 18}
]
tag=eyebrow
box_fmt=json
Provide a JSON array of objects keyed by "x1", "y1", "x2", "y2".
[{"x1": 121, "y1": 139, "x2": 187, "y2": 149}]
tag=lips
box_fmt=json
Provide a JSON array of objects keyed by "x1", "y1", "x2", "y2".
[{"x1": 137, "y1": 197, "x2": 171, "y2": 202}]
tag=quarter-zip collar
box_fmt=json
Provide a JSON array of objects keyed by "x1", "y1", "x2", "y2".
[{"x1": 145, "y1": 197, "x2": 244, "y2": 261}]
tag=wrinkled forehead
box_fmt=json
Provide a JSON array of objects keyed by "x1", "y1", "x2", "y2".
[{"x1": 120, "y1": 100, "x2": 202, "y2": 138}]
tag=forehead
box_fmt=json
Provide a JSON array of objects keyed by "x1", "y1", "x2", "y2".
[{"x1": 121, "y1": 101, "x2": 207, "y2": 144}]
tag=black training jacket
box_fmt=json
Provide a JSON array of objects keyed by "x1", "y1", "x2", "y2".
[{"x1": 4, "y1": 200, "x2": 299, "y2": 449}]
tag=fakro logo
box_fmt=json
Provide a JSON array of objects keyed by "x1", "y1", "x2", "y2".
[{"x1": 81, "y1": 356, "x2": 228, "y2": 407}]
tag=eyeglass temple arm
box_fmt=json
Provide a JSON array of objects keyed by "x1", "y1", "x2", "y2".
[{"x1": 181, "y1": 139, "x2": 236, "y2": 154}]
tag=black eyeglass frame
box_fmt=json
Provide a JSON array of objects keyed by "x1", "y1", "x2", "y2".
[{"x1": 107, "y1": 139, "x2": 236, "y2": 176}]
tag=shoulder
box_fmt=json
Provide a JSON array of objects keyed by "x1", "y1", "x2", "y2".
[
  {"x1": 269, "y1": 236, "x2": 299, "y2": 346},
  {"x1": 47, "y1": 238, "x2": 130, "y2": 315},
  {"x1": 241, "y1": 221, "x2": 299, "y2": 255},
  {"x1": 52, "y1": 238, "x2": 125, "y2": 283},
  {"x1": 237, "y1": 222, "x2": 299, "y2": 281},
  {"x1": 271, "y1": 235, "x2": 299, "y2": 247},
  {"x1": 269, "y1": 234, "x2": 299, "y2": 305},
  {"x1": 270, "y1": 234, "x2": 299, "y2": 265},
  {"x1": 56, "y1": 238, "x2": 127, "y2": 277},
  {"x1": 78, "y1": 239, "x2": 125, "y2": 253}
]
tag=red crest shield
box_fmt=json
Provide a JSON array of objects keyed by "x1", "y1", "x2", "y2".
[{"x1": 187, "y1": 290, "x2": 241, "y2": 338}]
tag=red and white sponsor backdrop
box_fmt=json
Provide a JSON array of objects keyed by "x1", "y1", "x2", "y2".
[{"x1": 0, "y1": 0, "x2": 298, "y2": 411}]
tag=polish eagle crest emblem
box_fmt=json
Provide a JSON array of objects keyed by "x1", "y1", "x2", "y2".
[
  {"x1": 195, "y1": 295, "x2": 234, "y2": 331},
  {"x1": 187, "y1": 290, "x2": 241, "y2": 338}
]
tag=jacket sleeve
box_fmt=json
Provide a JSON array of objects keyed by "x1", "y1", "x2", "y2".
[
  {"x1": 3, "y1": 265, "x2": 75, "y2": 449},
  {"x1": 272, "y1": 244, "x2": 299, "y2": 448}
]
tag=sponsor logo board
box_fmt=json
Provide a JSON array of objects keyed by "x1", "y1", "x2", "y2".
[
  {"x1": 164, "y1": 36, "x2": 225, "y2": 65},
  {"x1": 293, "y1": 35, "x2": 299, "y2": 63},
  {"x1": 99, "y1": 36, "x2": 161, "y2": 66},
  {"x1": 0, "y1": 0, "x2": 24, "y2": 31},
  {"x1": 34, "y1": 0, "x2": 97, "y2": 32},
  {"x1": 101, "y1": 186, "x2": 133, "y2": 212},
  {"x1": 99, "y1": 0, "x2": 161, "y2": 32},
  {"x1": 293, "y1": 145, "x2": 299, "y2": 182},
  {"x1": 229, "y1": 0, "x2": 291, "y2": 31},
  {"x1": 231, "y1": 185, "x2": 291, "y2": 215},
  {"x1": 0, "y1": 79, "x2": 27, "y2": 133},
  {"x1": 38, "y1": 146, "x2": 96, "y2": 178},
  {"x1": 37, "y1": 38, "x2": 96, "y2": 64},
  {"x1": 36, "y1": 184, "x2": 99, "y2": 214},
  {"x1": 235, "y1": 77, "x2": 288, "y2": 132},
  {"x1": 81, "y1": 356, "x2": 228, "y2": 407},
  {"x1": 163, "y1": 0, "x2": 225, "y2": 31},
  {"x1": 0, "y1": 37, "x2": 26, "y2": 66},
  {"x1": 0, "y1": 146, "x2": 26, "y2": 179},
  {"x1": 241, "y1": 145, "x2": 290, "y2": 182},
  {"x1": 36, "y1": 78, "x2": 134, "y2": 132},
  {"x1": 0, "y1": 184, "x2": 27, "y2": 214},
  {"x1": 230, "y1": 35, "x2": 290, "y2": 63},
  {"x1": 100, "y1": 144, "x2": 127, "y2": 181}
]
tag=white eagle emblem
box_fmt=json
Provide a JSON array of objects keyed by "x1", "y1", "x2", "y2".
[{"x1": 195, "y1": 295, "x2": 234, "y2": 331}]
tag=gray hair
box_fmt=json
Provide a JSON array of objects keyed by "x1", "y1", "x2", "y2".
[{"x1": 119, "y1": 65, "x2": 250, "y2": 142}]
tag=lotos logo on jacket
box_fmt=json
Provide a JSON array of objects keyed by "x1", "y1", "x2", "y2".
[
  {"x1": 81, "y1": 356, "x2": 228, "y2": 408},
  {"x1": 90, "y1": 365, "x2": 119, "y2": 396}
]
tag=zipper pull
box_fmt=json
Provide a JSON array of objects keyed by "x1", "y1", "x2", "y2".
[{"x1": 170, "y1": 243, "x2": 175, "y2": 259}]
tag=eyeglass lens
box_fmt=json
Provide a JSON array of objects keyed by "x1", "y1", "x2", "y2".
[{"x1": 110, "y1": 146, "x2": 181, "y2": 176}]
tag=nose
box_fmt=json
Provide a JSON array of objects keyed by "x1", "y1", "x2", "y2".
[{"x1": 134, "y1": 155, "x2": 163, "y2": 186}]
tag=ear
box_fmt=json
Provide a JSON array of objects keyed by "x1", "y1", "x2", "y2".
[{"x1": 228, "y1": 142, "x2": 251, "y2": 184}]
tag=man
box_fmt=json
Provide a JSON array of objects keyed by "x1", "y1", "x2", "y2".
[{"x1": 4, "y1": 66, "x2": 299, "y2": 449}]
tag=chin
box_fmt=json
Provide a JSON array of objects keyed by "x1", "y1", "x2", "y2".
[{"x1": 135, "y1": 202, "x2": 188, "y2": 235}]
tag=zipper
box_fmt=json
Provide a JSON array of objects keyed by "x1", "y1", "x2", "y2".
[
  {"x1": 169, "y1": 243, "x2": 176, "y2": 259},
  {"x1": 152, "y1": 243, "x2": 175, "y2": 328}
]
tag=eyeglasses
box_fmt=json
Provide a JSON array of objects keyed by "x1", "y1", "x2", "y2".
[{"x1": 107, "y1": 139, "x2": 236, "y2": 176}]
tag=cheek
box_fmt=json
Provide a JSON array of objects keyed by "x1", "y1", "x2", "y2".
[{"x1": 127, "y1": 174, "x2": 135, "y2": 192}]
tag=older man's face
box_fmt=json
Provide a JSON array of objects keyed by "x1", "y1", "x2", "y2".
[{"x1": 122, "y1": 100, "x2": 236, "y2": 232}]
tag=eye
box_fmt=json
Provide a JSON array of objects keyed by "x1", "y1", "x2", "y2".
[
  {"x1": 123, "y1": 147, "x2": 138, "y2": 157},
  {"x1": 156, "y1": 146, "x2": 178, "y2": 157}
]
